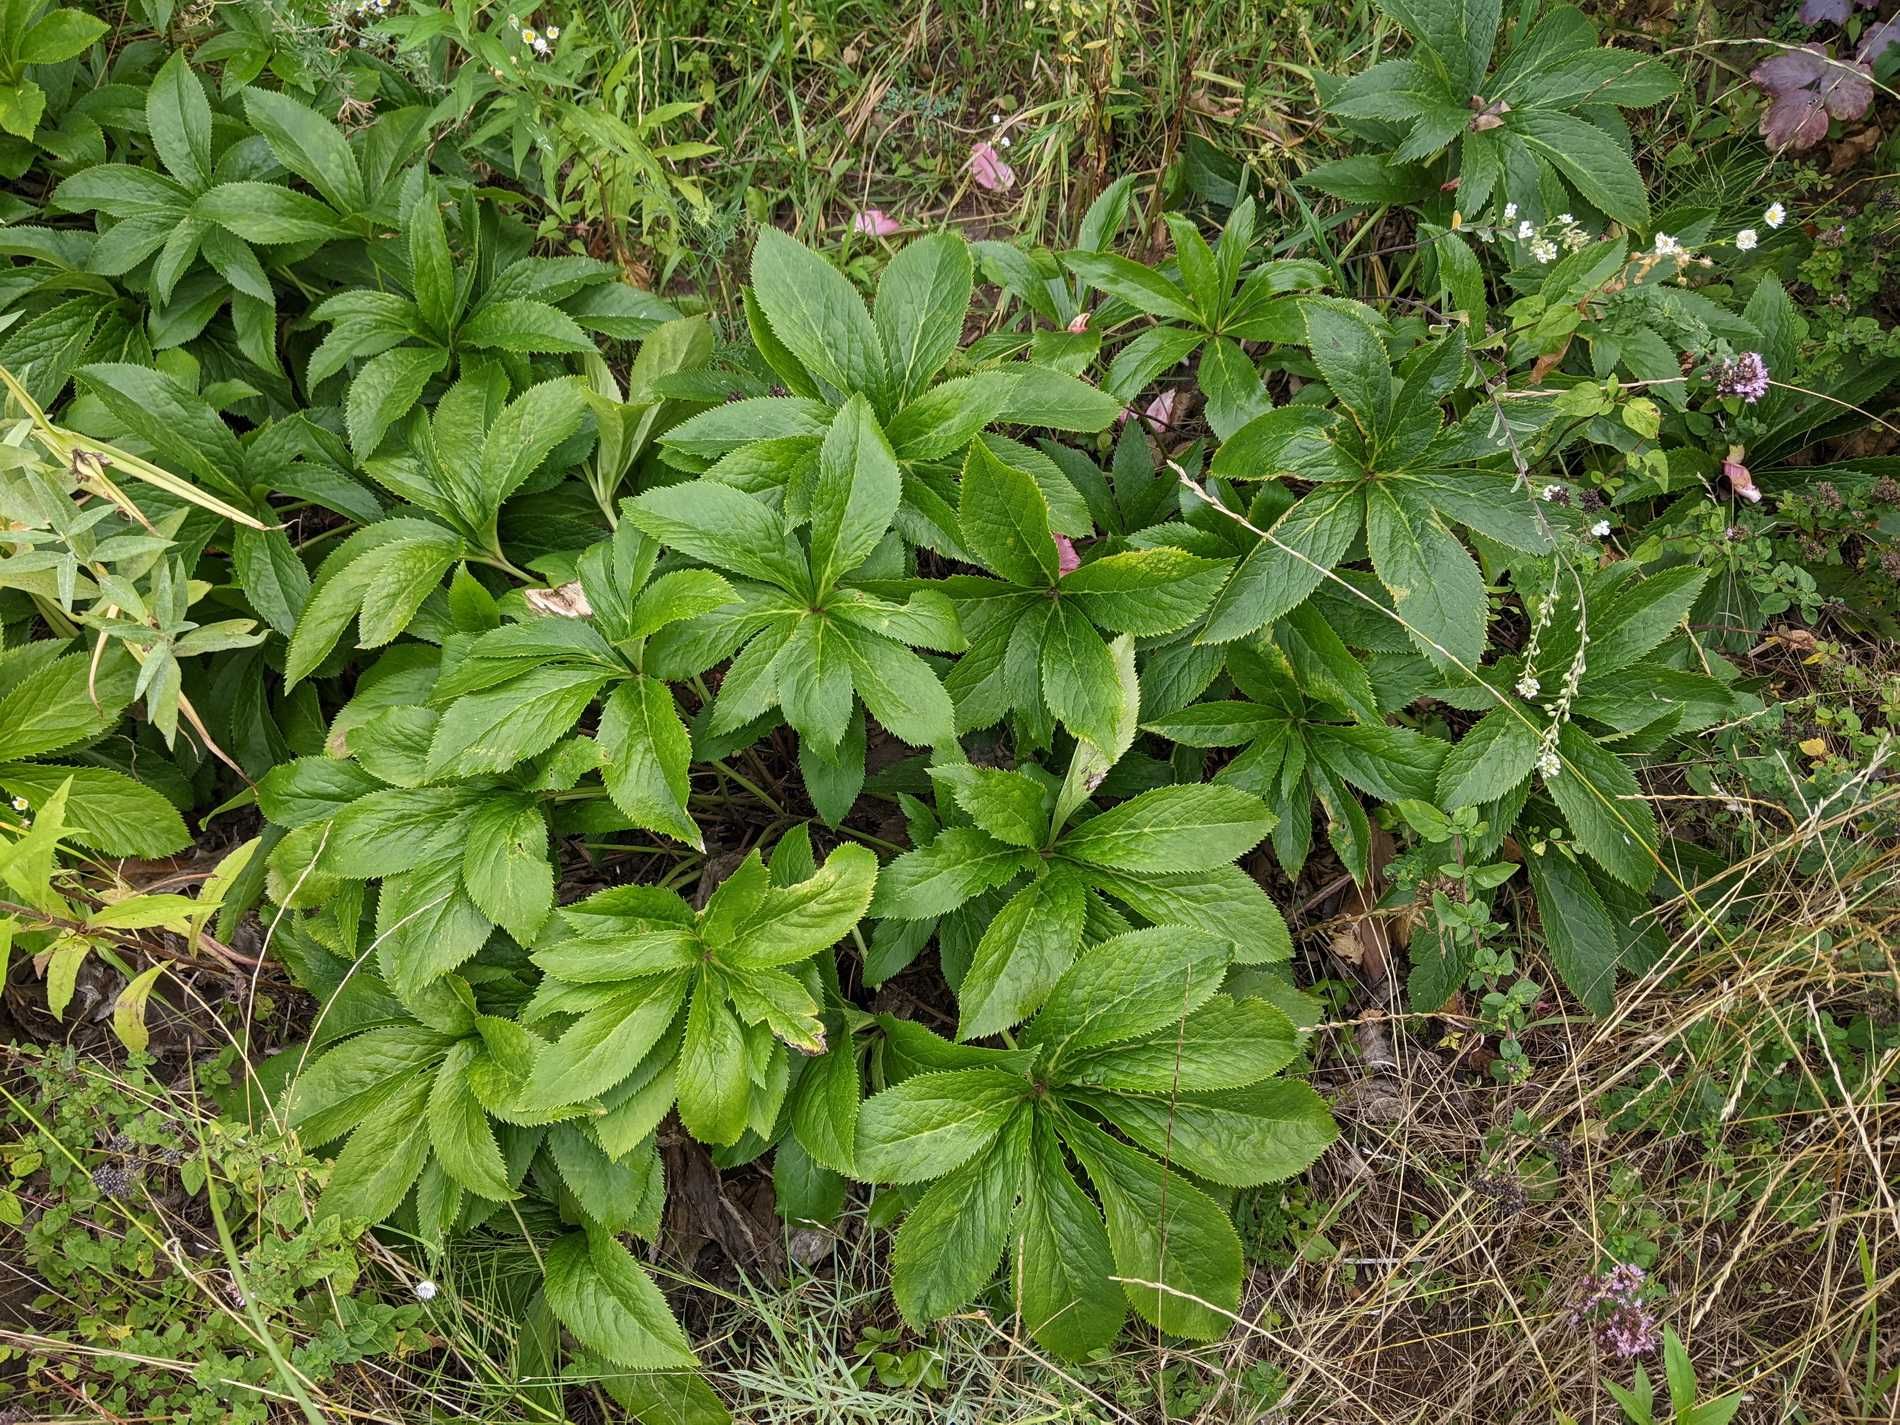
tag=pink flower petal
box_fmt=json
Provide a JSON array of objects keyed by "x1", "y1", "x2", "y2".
[
  {"x1": 968, "y1": 141, "x2": 1015, "y2": 193},
  {"x1": 853, "y1": 208, "x2": 902, "y2": 237},
  {"x1": 1054, "y1": 533, "x2": 1080, "y2": 575},
  {"x1": 1142, "y1": 389, "x2": 1179, "y2": 433},
  {"x1": 1721, "y1": 456, "x2": 1762, "y2": 504},
  {"x1": 1067, "y1": 312, "x2": 1090, "y2": 333}
]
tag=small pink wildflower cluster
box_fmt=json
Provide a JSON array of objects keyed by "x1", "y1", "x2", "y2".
[{"x1": 1566, "y1": 1262, "x2": 1660, "y2": 1359}]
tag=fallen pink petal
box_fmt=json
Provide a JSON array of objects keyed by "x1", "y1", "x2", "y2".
[
  {"x1": 1067, "y1": 312, "x2": 1090, "y2": 333},
  {"x1": 852, "y1": 209, "x2": 902, "y2": 237},
  {"x1": 968, "y1": 141, "x2": 1015, "y2": 192},
  {"x1": 1054, "y1": 533, "x2": 1080, "y2": 575}
]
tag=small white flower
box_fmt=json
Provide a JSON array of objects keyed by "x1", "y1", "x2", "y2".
[
  {"x1": 544, "y1": 24, "x2": 559, "y2": 36},
  {"x1": 1557, "y1": 212, "x2": 1574, "y2": 225},
  {"x1": 1735, "y1": 228, "x2": 1757, "y2": 252},
  {"x1": 1503, "y1": 202, "x2": 1518, "y2": 220},
  {"x1": 1541, "y1": 483, "x2": 1565, "y2": 501},
  {"x1": 1530, "y1": 237, "x2": 1558, "y2": 263},
  {"x1": 1515, "y1": 674, "x2": 1542, "y2": 699},
  {"x1": 532, "y1": 34, "x2": 547, "y2": 51},
  {"x1": 414, "y1": 1279, "x2": 438, "y2": 1301},
  {"x1": 1654, "y1": 233, "x2": 1680, "y2": 255},
  {"x1": 1516, "y1": 220, "x2": 1535, "y2": 239},
  {"x1": 520, "y1": 26, "x2": 535, "y2": 40},
  {"x1": 1764, "y1": 202, "x2": 1786, "y2": 229},
  {"x1": 990, "y1": 113, "x2": 1001, "y2": 124},
  {"x1": 1536, "y1": 746, "x2": 1563, "y2": 780},
  {"x1": 1591, "y1": 518, "x2": 1612, "y2": 537},
  {"x1": 1562, "y1": 226, "x2": 1589, "y2": 252},
  {"x1": 998, "y1": 135, "x2": 1011, "y2": 147},
  {"x1": 9, "y1": 796, "x2": 27, "y2": 812}
]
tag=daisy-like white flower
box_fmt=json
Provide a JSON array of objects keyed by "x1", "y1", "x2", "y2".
[
  {"x1": 998, "y1": 134, "x2": 1011, "y2": 147},
  {"x1": 1735, "y1": 228, "x2": 1758, "y2": 252},
  {"x1": 520, "y1": 26, "x2": 535, "y2": 41},
  {"x1": 1531, "y1": 237, "x2": 1558, "y2": 263},
  {"x1": 1557, "y1": 212, "x2": 1574, "y2": 225},
  {"x1": 414, "y1": 1279, "x2": 438, "y2": 1302},
  {"x1": 1503, "y1": 201, "x2": 1518, "y2": 220},
  {"x1": 532, "y1": 34, "x2": 548, "y2": 51},
  {"x1": 545, "y1": 24, "x2": 559, "y2": 36},
  {"x1": 1591, "y1": 518, "x2": 1612, "y2": 537},
  {"x1": 1516, "y1": 220, "x2": 1535, "y2": 239},
  {"x1": 9, "y1": 796, "x2": 27, "y2": 812},
  {"x1": 1654, "y1": 233, "x2": 1680, "y2": 255},
  {"x1": 1764, "y1": 202, "x2": 1786, "y2": 228}
]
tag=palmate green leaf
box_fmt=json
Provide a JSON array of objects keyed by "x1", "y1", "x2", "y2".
[
  {"x1": 242, "y1": 87, "x2": 365, "y2": 215},
  {"x1": 626, "y1": 480, "x2": 809, "y2": 593},
  {"x1": 1524, "y1": 849, "x2": 1621, "y2": 1016},
  {"x1": 317, "y1": 784, "x2": 483, "y2": 878},
  {"x1": 1544, "y1": 721, "x2": 1658, "y2": 890},
  {"x1": 1061, "y1": 1113, "x2": 1242, "y2": 1340},
  {"x1": 1304, "y1": 300, "x2": 1391, "y2": 437},
  {"x1": 1437, "y1": 705, "x2": 1540, "y2": 807},
  {"x1": 548, "y1": 1126, "x2": 664, "y2": 1236},
  {"x1": 1015, "y1": 1111, "x2": 1121, "y2": 1358},
  {"x1": 289, "y1": 1025, "x2": 453, "y2": 1146},
  {"x1": 868, "y1": 826, "x2": 1034, "y2": 920},
  {"x1": 461, "y1": 797, "x2": 553, "y2": 943},
  {"x1": 427, "y1": 1040, "x2": 514, "y2": 1200},
  {"x1": 853, "y1": 1068, "x2": 1026, "y2": 1182},
  {"x1": 1058, "y1": 784, "x2": 1274, "y2": 874},
  {"x1": 1061, "y1": 994, "x2": 1299, "y2": 1091},
  {"x1": 1061, "y1": 548, "x2": 1231, "y2": 636},
  {"x1": 1378, "y1": 0, "x2": 1500, "y2": 94},
  {"x1": 1365, "y1": 482, "x2": 1485, "y2": 668},
  {"x1": 1086, "y1": 1080, "x2": 1338, "y2": 1187},
  {"x1": 808, "y1": 395, "x2": 901, "y2": 593},
  {"x1": 20, "y1": 8, "x2": 108, "y2": 63},
  {"x1": 792, "y1": 1036, "x2": 862, "y2": 1175},
  {"x1": 750, "y1": 228, "x2": 888, "y2": 401},
  {"x1": 1081, "y1": 864, "x2": 1291, "y2": 964},
  {"x1": 1198, "y1": 484, "x2": 1364, "y2": 644},
  {"x1": 460, "y1": 300, "x2": 594, "y2": 354},
  {"x1": 146, "y1": 51, "x2": 212, "y2": 191},
  {"x1": 889, "y1": 1112, "x2": 1027, "y2": 1328},
  {"x1": 874, "y1": 231, "x2": 972, "y2": 405},
  {"x1": 194, "y1": 183, "x2": 350, "y2": 244},
  {"x1": 723, "y1": 842, "x2": 878, "y2": 967},
  {"x1": 1040, "y1": 600, "x2": 1122, "y2": 751},
  {"x1": 924, "y1": 764, "x2": 1048, "y2": 849},
  {"x1": 315, "y1": 1073, "x2": 432, "y2": 1226},
  {"x1": 523, "y1": 974, "x2": 689, "y2": 1108},
  {"x1": 375, "y1": 857, "x2": 493, "y2": 998},
  {"x1": 346, "y1": 345, "x2": 450, "y2": 459},
  {"x1": 425, "y1": 666, "x2": 614, "y2": 779},
  {"x1": 1510, "y1": 110, "x2": 1648, "y2": 228},
  {"x1": 0, "y1": 764, "x2": 188, "y2": 857},
  {"x1": 1061, "y1": 250, "x2": 1200, "y2": 324},
  {"x1": 956, "y1": 869, "x2": 1087, "y2": 1041},
  {"x1": 534, "y1": 929, "x2": 700, "y2": 984},
  {"x1": 1024, "y1": 927, "x2": 1230, "y2": 1060},
  {"x1": 544, "y1": 1230, "x2": 696, "y2": 1370},
  {"x1": 599, "y1": 676, "x2": 701, "y2": 849},
  {"x1": 832, "y1": 621, "x2": 956, "y2": 748},
  {"x1": 959, "y1": 442, "x2": 1061, "y2": 588},
  {"x1": 676, "y1": 981, "x2": 751, "y2": 1145}
]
